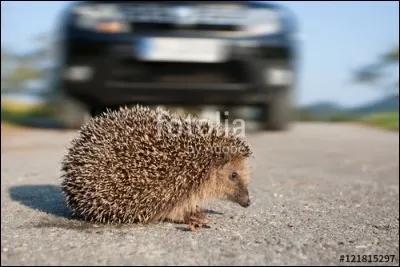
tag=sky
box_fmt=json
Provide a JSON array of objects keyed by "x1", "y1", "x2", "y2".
[{"x1": 1, "y1": 1, "x2": 399, "y2": 108}]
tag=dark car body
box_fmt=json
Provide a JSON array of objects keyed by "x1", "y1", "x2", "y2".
[{"x1": 55, "y1": 1, "x2": 300, "y2": 130}]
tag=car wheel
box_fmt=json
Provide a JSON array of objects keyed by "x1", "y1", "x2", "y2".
[
  {"x1": 261, "y1": 87, "x2": 293, "y2": 131},
  {"x1": 51, "y1": 97, "x2": 91, "y2": 129}
]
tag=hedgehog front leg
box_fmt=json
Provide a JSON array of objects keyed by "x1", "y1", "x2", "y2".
[
  {"x1": 184, "y1": 207, "x2": 210, "y2": 232},
  {"x1": 194, "y1": 205, "x2": 209, "y2": 224}
]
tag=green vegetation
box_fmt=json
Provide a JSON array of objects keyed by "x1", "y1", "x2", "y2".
[
  {"x1": 2, "y1": 34, "x2": 54, "y2": 94},
  {"x1": 353, "y1": 45, "x2": 399, "y2": 95},
  {"x1": 1, "y1": 101, "x2": 53, "y2": 126},
  {"x1": 360, "y1": 112, "x2": 399, "y2": 131},
  {"x1": 296, "y1": 107, "x2": 399, "y2": 131},
  {"x1": 295, "y1": 108, "x2": 358, "y2": 122},
  {"x1": 326, "y1": 113, "x2": 359, "y2": 122}
]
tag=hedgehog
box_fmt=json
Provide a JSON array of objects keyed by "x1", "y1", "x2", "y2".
[{"x1": 60, "y1": 105, "x2": 253, "y2": 231}]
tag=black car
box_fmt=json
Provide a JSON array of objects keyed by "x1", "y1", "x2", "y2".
[{"x1": 53, "y1": 1, "x2": 300, "y2": 130}]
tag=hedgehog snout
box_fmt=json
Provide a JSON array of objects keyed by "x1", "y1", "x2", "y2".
[
  {"x1": 229, "y1": 186, "x2": 251, "y2": 208},
  {"x1": 241, "y1": 197, "x2": 251, "y2": 208},
  {"x1": 238, "y1": 193, "x2": 251, "y2": 208}
]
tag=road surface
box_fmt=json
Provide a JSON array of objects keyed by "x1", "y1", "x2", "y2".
[{"x1": 1, "y1": 122, "x2": 399, "y2": 265}]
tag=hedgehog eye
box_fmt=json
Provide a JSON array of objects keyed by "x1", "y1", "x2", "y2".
[{"x1": 230, "y1": 171, "x2": 238, "y2": 181}]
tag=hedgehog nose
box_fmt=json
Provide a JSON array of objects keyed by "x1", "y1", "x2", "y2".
[{"x1": 242, "y1": 199, "x2": 251, "y2": 208}]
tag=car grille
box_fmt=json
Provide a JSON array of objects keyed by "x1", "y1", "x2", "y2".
[
  {"x1": 108, "y1": 59, "x2": 250, "y2": 84},
  {"x1": 121, "y1": 3, "x2": 247, "y2": 34},
  {"x1": 131, "y1": 22, "x2": 240, "y2": 34}
]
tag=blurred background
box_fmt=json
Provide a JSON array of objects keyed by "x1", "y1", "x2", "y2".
[{"x1": 1, "y1": 1, "x2": 399, "y2": 130}]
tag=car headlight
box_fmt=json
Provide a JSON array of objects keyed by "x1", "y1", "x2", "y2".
[
  {"x1": 244, "y1": 8, "x2": 281, "y2": 35},
  {"x1": 72, "y1": 4, "x2": 129, "y2": 33}
]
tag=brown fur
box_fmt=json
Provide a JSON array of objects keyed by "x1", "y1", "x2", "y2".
[{"x1": 161, "y1": 156, "x2": 252, "y2": 223}]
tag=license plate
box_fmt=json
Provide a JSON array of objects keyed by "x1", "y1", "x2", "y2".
[{"x1": 134, "y1": 38, "x2": 228, "y2": 63}]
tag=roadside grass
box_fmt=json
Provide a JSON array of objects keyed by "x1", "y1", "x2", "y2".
[
  {"x1": 295, "y1": 108, "x2": 399, "y2": 131},
  {"x1": 1, "y1": 101, "x2": 54, "y2": 126},
  {"x1": 359, "y1": 112, "x2": 399, "y2": 131}
]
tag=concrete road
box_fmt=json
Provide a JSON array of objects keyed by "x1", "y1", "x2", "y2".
[{"x1": 1, "y1": 122, "x2": 399, "y2": 266}]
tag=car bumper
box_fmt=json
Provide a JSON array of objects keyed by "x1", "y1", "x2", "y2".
[{"x1": 61, "y1": 31, "x2": 296, "y2": 107}]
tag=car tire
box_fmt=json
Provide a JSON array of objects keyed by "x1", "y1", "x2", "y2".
[
  {"x1": 261, "y1": 87, "x2": 293, "y2": 131},
  {"x1": 51, "y1": 96, "x2": 91, "y2": 129}
]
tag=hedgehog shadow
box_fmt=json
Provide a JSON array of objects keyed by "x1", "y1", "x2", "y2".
[
  {"x1": 8, "y1": 184, "x2": 224, "y2": 217},
  {"x1": 203, "y1": 209, "x2": 224, "y2": 215},
  {"x1": 9, "y1": 184, "x2": 72, "y2": 219}
]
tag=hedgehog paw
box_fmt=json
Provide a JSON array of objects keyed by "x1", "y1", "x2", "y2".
[{"x1": 184, "y1": 210, "x2": 210, "y2": 231}]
